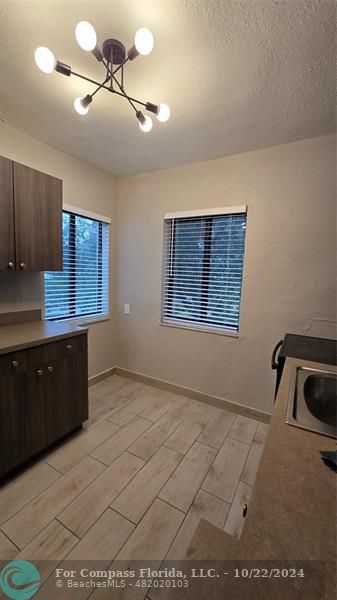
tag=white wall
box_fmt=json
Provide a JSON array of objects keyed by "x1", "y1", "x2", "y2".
[
  {"x1": 115, "y1": 135, "x2": 336, "y2": 414},
  {"x1": 0, "y1": 122, "x2": 117, "y2": 377},
  {"x1": 1, "y1": 124, "x2": 335, "y2": 412}
]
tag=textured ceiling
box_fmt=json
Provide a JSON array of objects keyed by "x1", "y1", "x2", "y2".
[{"x1": 0, "y1": 0, "x2": 335, "y2": 175}]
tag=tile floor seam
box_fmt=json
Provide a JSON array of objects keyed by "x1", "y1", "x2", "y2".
[
  {"x1": 0, "y1": 464, "x2": 62, "y2": 527},
  {"x1": 57, "y1": 452, "x2": 147, "y2": 535},
  {"x1": 138, "y1": 399, "x2": 177, "y2": 423},
  {"x1": 0, "y1": 528, "x2": 21, "y2": 553},
  {"x1": 223, "y1": 480, "x2": 254, "y2": 537},
  {"x1": 40, "y1": 460, "x2": 65, "y2": 476},
  {"x1": 164, "y1": 448, "x2": 219, "y2": 518},
  {"x1": 2, "y1": 517, "x2": 77, "y2": 557},
  {"x1": 237, "y1": 440, "x2": 258, "y2": 489},
  {"x1": 54, "y1": 507, "x2": 132, "y2": 563},
  {"x1": 222, "y1": 474, "x2": 249, "y2": 533},
  {"x1": 125, "y1": 417, "x2": 184, "y2": 461},
  {"x1": 45, "y1": 423, "x2": 123, "y2": 472},
  {"x1": 228, "y1": 433, "x2": 254, "y2": 446},
  {"x1": 110, "y1": 446, "x2": 184, "y2": 524},
  {"x1": 88, "y1": 417, "x2": 155, "y2": 464},
  {"x1": 53, "y1": 517, "x2": 80, "y2": 543},
  {"x1": 2, "y1": 457, "x2": 109, "y2": 549},
  {"x1": 104, "y1": 504, "x2": 139, "y2": 527}
]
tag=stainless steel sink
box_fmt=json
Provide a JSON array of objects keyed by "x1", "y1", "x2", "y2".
[{"x1": 286, "y1": 367, "x2": 337, "y2": 438}]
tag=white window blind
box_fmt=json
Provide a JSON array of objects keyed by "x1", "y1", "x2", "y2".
[
  {"x1": 44, "y1": 210, "x2": 109, "y2": 321},
  {"x1": 161, "y1": 208, "x2": 247, "y2": 333}
]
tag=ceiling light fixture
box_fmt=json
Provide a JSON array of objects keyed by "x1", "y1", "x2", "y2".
[
  {"x1": 34, "y1": 22, "x2": 170, "y2": 131},
  {"x1": 74, "y1": 95, "x2": 92, "y2": 115},
  {"x1": 34, "y1": 47, "x2": 56, "y2": 74}
]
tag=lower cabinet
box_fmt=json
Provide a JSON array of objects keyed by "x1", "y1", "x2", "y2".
[
  {"x1": 24, "y1": 368, "x2": 47, "y2": 459},
  {"x1": 0, "y1": 374, "x2": 26, "y2": 476},
  {"x1": 45, "y1": 352, "x2": 88, "y2": 446},
  {"x1": 0, "y1": 334, "x2": 88, "y2": 479}
]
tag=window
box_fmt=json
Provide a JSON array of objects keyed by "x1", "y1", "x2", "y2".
[
  {"x1": 161, "y1": 207, "x2": 247, "y2": 334},
  {"x1": 44, "y1": 207, "x2": 109, "y2": 322}
]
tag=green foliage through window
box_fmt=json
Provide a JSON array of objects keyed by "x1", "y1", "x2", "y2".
[
  {"x1": 162, "y1": 212, "x2": 246, "y2": 332},
  {"x1": 44, "y1": 211, "x2": 109, "y2": 320}
]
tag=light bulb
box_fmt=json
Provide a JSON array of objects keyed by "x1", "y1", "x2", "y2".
[
  {"x1": 157, "y1": 103, "x2": 170, "y2": 122},
  {"x1": 34, "y1": 47, "x2": 55, "y2": 73},
  {"x1": 134, "y1": 28, "x2": 154, "y2": 56},
  {"x1": 75, "y1": 21, "x2": 97, "y2": 51},
  {"x1": 74, "y1": 97, "x2": 89, "y2": 116},
  {"x1": 139, "y1": 115, "x2": 153, "y2": 133}
]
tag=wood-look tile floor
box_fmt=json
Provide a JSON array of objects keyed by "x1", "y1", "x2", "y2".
[{"x1": 0, "y1": 375, "x2": 268, "y2": 598}]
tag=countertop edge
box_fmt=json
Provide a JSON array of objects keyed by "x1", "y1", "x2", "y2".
[{"x1": 0, "y1": 323, "x2": 88, "y2": 355}]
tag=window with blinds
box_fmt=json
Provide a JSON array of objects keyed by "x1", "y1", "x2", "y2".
[
  {"x1": 44, "y1": 209, "x2": 109, "y2": 322},
  {"x1": 161, "y1": 207, "x2": 247, "y2": 333}
]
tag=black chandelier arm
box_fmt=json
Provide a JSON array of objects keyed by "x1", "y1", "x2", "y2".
[
  {"x1": 112, "y1": 88, "x2": 146, "y2": 107},
  {"x1": 70, "y1": 69, "x2": 148, "y2": 108},
  {"x1": 91, "y1": 75, "x2": 110, "y2": 98},
  {"x1": 102, "y1": 59, "x2": 138, "y2": 113},
  {"x1": 122, "y1": 92, "x2": 137, "y2": 113},
  {"x1": 112, "y1": 56, "x2": 129, "y2": 77}
]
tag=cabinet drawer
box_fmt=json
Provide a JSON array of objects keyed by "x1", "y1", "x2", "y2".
[
  {"x1": 0, "y1": 349, "x2": 27, "y2": 377},
  {"x1": 26, "y1": 335, "x2": 87, "y2": 368},
  {"x1": 41, "y1": 334, "x2": 87, "y2": 363},
  {"x1": 0, "y1": 335, "x2": 87, "y2": 375}
]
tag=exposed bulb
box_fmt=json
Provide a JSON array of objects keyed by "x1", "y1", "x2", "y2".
[
  {"x1": 134, "y1": 27, "x2": 154, "y2": 56},
  {"x1": 34, "y1": 47, "x2": 55, "y2": 73},
  {"x1": 75, "y1": 21, "x2": 97, "y2": 51},
  {"x1": 74, "y1": 97, "x2": 89, "y2": 116},
  {"x1": 139, "y1": 115, "x2": 153, "y2": 133},
  {"x1": 157, "y1": 103, "x2": 171, "y2": 122}
]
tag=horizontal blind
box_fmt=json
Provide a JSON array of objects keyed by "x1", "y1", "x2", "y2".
[
  {"x1": 44, "y1": 211, "x2": 109, "y2": 321},
  {"x1": 162, "y1": 211, "x2": 246, "y2": 333}
]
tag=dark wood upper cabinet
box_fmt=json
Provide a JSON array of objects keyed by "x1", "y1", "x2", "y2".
[
  {"x1": 0, "y1": 156, "x2": 15, "y2": 270},
  {"x1": 0, "y1": 156, "x2": 62, "y2": 272}
]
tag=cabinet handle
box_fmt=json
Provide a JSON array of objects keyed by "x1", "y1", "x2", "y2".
[
  {"x1": 20, "y1": 262, "x2": 26, "y2": 270},
  {"x1": 242, "y1": 503, "x2": 248, "y2": 518},
  {"x1": 47, "y1": 365, "x2": 54, "y2": 373},
  {"x1": 37, "y1": 369, "x2": 44, "y2": 376},
  {"x1": 8, "y1": 262, "x2": 14, "y2": 270},
  {"x1": 66, "y1": 344, "x2": 72, "y2": 351},
  {"x1": 12, "y1": 360, "x2": 19, "y2": 368}
]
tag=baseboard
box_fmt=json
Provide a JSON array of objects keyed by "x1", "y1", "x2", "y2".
[
  {"x1": 88, "y1": 367, "x2": 116, "y2": 387},
  {"x1": 114, "y1": 366, "x2": 271, "y2": 424}
]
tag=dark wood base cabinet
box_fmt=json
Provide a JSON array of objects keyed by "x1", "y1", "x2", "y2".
[{"x1": 0, "y1": 334, "x2": 88, "y2": 480}]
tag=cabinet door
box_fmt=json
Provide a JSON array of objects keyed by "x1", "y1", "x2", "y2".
[
  {"x1": 0, "y1": 374, "x2": 25, "y2": 478},
  {"x1": 45, "y1": 352, "x2": 88, "y2": 446},
  {"x1": 23, "y1": 368, "x2": 46, "y2": 458},
  {"x1": 64, "y1": 351, "x2": 89, "y2": 429},
  {"x1": 13, "y1": 162, "x2": 62, "y2": 271},
  {"x1": 44, "y1": 359, "x2": 70, "y2": 446},
  {"x1": 0, "y1": 156, "x2": 15, "y2": 271}
]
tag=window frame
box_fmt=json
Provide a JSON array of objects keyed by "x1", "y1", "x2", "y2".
[
  {"x1": 42, "y1": 204, "x2": 110, "y2": 326},
  {"x1": 161, "y1": 206, "x2": 247, "y2": 337}
]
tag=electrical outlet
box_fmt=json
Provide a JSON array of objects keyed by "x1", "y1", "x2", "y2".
[{"x1": 124, "y1": 304, "x2": 130, "y2": 314}]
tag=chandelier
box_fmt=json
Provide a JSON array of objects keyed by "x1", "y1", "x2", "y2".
[{"x1": 34, "y1": 21, "x2": 170, "y2": 133}]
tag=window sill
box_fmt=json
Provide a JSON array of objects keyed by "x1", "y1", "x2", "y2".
[
  {"x1": 45, "y1": 315, "x2": 110, "y2": 327},
  {"x1": 160, "y1": 320, "x2": 239, "y2": 338}
]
